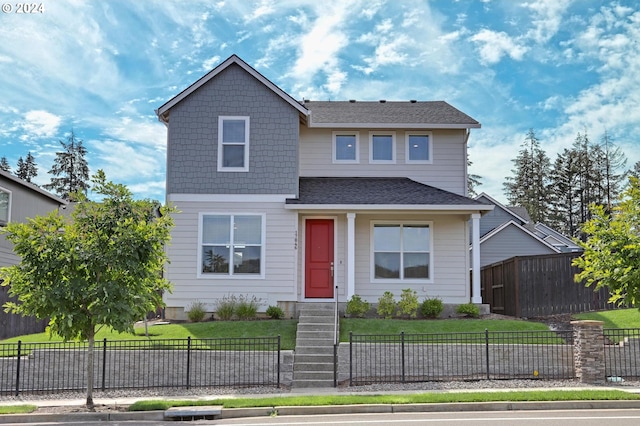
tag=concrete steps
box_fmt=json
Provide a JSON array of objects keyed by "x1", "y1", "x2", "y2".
[{"x1": 292, "y1": 303, "x2": 338, "y2": 389}]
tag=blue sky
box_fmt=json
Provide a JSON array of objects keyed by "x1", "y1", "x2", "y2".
[{"x1": 1, "y1": 0, "x2": 639, "y2": 203}]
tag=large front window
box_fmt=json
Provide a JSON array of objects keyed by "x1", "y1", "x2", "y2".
[
  {"x1": 218, "y1": 116, "x2": 250, "y2": 171},
  {"x1": 372, "y1": 223, "x2": 431, "y2": 280},
  {"x1": 200, "y1": 214, "x2": 264, "y2": 277},
  {"x1": 0, "y1": 188, "x2": 9, "y2": 225}
]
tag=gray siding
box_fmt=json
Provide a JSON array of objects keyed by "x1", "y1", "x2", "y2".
[
  {"x1": 480, "y1": 225, "x2": 556, "y2": 267},
  {"x1": 476, "y1": 198, "x2": 524, "y2": 237},
  {"x1": 299, "y1": 127, "x2": 467, "y2": 195},
  {"x1": 166, "y1": 64, "x2": 299, "y2": 195}
]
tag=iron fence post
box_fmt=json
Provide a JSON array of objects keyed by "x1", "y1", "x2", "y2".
[
  {"x1": 485, "y1": 329, "x2": 490, "y2": 380},
  {"x1": 101, "y1": 338, "x2": 107, "y2": 391},
  {"x1": 349, "y1": 332, "x2": 353, "y2": 386},
  {"x1": 277, "y1": 335, "x2": 281, "y2": 388},
  {"x1": 186, "y1": 336, "x2": 192, "y2": 389},
  {"x1": 14, "y1": 340, "x2": 21, "y2": 397},
  {"x1": 401, "y1": 331, "x2": 405, "y2": 383}
]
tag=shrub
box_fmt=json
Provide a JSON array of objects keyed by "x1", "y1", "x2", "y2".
[
  {"x1": 213, "y1": 295, "x2": 238, "y2": 320},
  {"x1": 266, "y1": 305, "x2": 285, "y2": 319},
  {"x1": 420, "y1": 297, "x2": 444, "y2": 319},
  {"x1": 456, "y1": 302, "x2": 480, "y2": 318},
  {"x1": 397, "y1": 289, "x2": 419, "y2": 318},
  {"x1": 236, "y1": 295, "x2": 261, "y2": 320},
  {"x1": 186, "y1": 301, "x2": 207, "y2": 323},
  {"x1": 346, "y1": 295, "x2": 371, "y2": 318},
  {"x1": 376, "y1": 291, "x2": 396, "y2": 319}
]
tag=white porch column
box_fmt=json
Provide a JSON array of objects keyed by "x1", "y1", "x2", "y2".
[
  {"x1": 346, "y1": 212, "x2": 356, "y2": 298},
  {"x1": 471, "y1": 213, "x2": 482, "y2": 303}
]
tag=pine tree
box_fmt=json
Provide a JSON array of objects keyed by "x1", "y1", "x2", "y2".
[
  {"x1": 0, "y1": 156, "x2": 10, "y2": 172},
  {"x1": 549, "y1": 148, "x2": 580, "y2": 237},
  {"x1": 43, "y1": 130, "x2": 90, "y2": 200},
  {"x1": 502, "y1": 129, "x2": 551, "y2": 223},
  {"x1": 599, "y1": 131, "x2": 627, "y2": 212},
  {"x1": 467, "y1": 156, "x2": 483, "y2": 197},
  {"x1": 15, "y1": 152, "x2": 37, "y2": 183}
]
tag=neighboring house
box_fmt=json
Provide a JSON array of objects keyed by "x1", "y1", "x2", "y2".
[
  {"x1": 156, "y1": 54, "x2": 492, "y2": 320},
  {"x1": 472, "y1": 193, "x2": 580, "y2": 268},
  {"x1": 0, "y1": 170, "x2": 67, "y2": 339}
]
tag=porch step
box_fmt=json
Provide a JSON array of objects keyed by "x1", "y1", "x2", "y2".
[{"x1": 292, "y1": 303, "x2": 338, "y2": 389}]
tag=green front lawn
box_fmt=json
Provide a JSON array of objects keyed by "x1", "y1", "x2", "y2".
[{"x1": 574, "y1": 308, "x2": 640, "y2": 329}]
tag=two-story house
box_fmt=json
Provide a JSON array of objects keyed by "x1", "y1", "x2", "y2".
[{"x1": 156, "y1": 55, "x2": 492, "y2": 320}]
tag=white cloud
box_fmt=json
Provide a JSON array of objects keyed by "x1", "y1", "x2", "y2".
[
  {"x1": 20, "y1": 110, "x2": 62, "y2": 140},
  {"x1": 470, "y1": 29, "x2": 528, "y2": 65},
  {"x1": 522, "y1": 0, "x2": 572, "y2": 44}
]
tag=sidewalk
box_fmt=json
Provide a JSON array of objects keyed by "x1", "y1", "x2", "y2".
[{"x1": 2, "y1": 386, "x2": 640, "y2": 424}]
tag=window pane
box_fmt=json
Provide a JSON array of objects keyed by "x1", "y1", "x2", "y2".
[
  {"x1": 404, "y1": 253, "x2": 429, "y2": 278},
  {"x1": 234, "y1": 245, "x2": 261, "y2": 274},
  {"x1": 375, "y1": 252, "x2": 400, "y2": 278},
  {"x1": 223, "y1": 145, "x2": 245, "y2": 167},
  {"x1": 372, "y1": 135, "x2": 393, "y2": 160},
  {"x1": 374, "y1": 225, "x2": 400, "y2": 251},
  {"x1": 222, "y1": 119, "x2": 246, "y2": 143},
  {"x1": 234, "y1": 215, "x2": 262, "y2": 244},
  {"x1": 202, "y1": 246, "x2": 229, "y2": 274},
  {"x1": 408, "y1": 135, "x2": 429, "y2": 161},
  {"x1": 335, "y1": 135, "x2": 356, "y2": 160},
  {"x1": 403, "y1": 225, "x2": 430, "y2": 251},
  {"x1": 202, "y1": 215, "x2": 230, "y2": 244},
  {"x1": 0, "y1": 190, "x2": 8, "y2": 222}
]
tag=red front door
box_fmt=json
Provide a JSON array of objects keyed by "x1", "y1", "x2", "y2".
[{"x1": 305, "y1": 219, "x2": 334, "y2": 298}]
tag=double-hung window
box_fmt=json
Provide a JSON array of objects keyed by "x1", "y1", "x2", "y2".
[
  {"x1": 333, "y1": 131, "x2": 359, "y2": 163},
  {"x1": 200, "y1": 213, "x2": 264, "y2": 277},
  {"x1": 218, "y1": 116, "x2": 250, "y2": 172},
  {"x1": 405, "y1": 131, "x2": 432, "y2": 163},
  {"x1": 369, "y1": 132, "x2": 395, "y2": 163},
  {"x1": 0, "y1": 188, "x2": 10, "y2": 226},
  {"x1": 372, "y1": 222, "x2": 432, "y2": 281}
]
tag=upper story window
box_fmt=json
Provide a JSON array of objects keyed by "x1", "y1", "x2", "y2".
[
  {"x1": 0, "y1": 187, "x2": 10, "y2": 226},
  {"x1": 200, "y1": 213, "x2": 265, "y2": 278},
  {"x1": 333, "y1": 132, "x2": 359, "y2": 163},
  {"x1": 405, "y1": 132, "x2": 432, "y2": 164},
  {"x1": 218, "y1": 116, "x2": 250, "y2": 172},
  {"x1": 369, "y1": 132, "x2": 396, "y2": 163},
  {"x1": 371, "y1": 222, "x2": 432, "y2": 282}
]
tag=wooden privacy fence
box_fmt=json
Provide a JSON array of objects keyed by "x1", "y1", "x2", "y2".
[
  {"x1": 480, "y1": 252, "x2": 614, "y2": 318},
  {"x1": 0, "y1": 285, "x2": 47, "y2": 340}
]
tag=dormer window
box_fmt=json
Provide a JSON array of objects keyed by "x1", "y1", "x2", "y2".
[
  {"x1": 333, "y1": 132, "x2": 359, "y2": 163},
  {"x1": 406, "y1": 131, "x2": 432, "y2": 164},
  {"x1": 218, "y1": 116, "x2": 250, "y2": 172}
]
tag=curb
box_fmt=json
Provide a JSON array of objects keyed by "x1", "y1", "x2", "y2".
[{"x1": 2, "y1": 400, "x2": 640, "y2": 423}]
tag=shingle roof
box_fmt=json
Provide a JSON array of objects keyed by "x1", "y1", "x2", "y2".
[
  {"x1": 286, "y1": 177, "x2": 491, "y2": 207},
  {"x1": 303, "y1": 100, "x2": 480, "y2": 129}
]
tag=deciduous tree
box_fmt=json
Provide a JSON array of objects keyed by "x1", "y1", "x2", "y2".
[{"x1": 0, "y1": 171, "x2": 175, "y2": 407}]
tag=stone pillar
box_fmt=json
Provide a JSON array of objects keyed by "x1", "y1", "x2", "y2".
[{"x1": 571, "y1": 320, "x2": 605, "y2": 384}]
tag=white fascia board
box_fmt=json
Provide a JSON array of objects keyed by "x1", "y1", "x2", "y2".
[
  {"x1": 475, "y1": 192, "x2": 529, "y2": 224},
  {"x1": 168, "y1": 193, "x2": 295, "y2": 203},
  {"x1": 284, "y1": 203, "x2": 494, "y2": 213},
  {"x1": 307, "y1": 122, "x2": 481, "y2": 129},
  {"x1": 479, "y1": 220, "x2": 561, "y2": 253}
]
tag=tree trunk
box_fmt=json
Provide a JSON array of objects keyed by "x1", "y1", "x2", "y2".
[{"x1": 85, "y1": 328, "x2": 95, "y2": 409}]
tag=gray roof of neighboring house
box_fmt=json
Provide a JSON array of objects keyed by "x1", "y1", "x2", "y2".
[
  {"x1": 0, "y1": 169, "x2": 68, "y2": 205},
  {"x1": 286, "y1": 177, "x2": 492, "y2": 207},
  {"x1": 303, "y1": 100, "x2": 481, "y2": 129}
]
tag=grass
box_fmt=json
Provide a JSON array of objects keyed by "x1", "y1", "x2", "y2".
[
  {"x1": 0, "y1": 405, "x2": 37, "y2": 414},
  {"x1": 128, "y1": 389, "x2": 640, "y2": 411},
  {"x1": 574, "y1": 308, "x2": 640, "y2": 329}
]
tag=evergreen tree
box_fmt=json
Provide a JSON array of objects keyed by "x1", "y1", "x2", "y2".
[
  {"x1": 467, "y1": 156, "x2": 483, "y2": 197},
  {"x1": 549, "y1": 148, "x2": 581, "y2": 237},
  {"x1": 502, "y1": 128, "x2": 551, "y2": 223},
  {"x1": 15, "y1": 152, "x2": 38, "y2": 183},
  {"x1": 629, "y1": 161, "x2": 640, "y2": 180},
  {"x1": 598, "y1": 131, "x2": 627, "y2": 211},
  {"x1": 43, "y1": 130, "x2": 90, "y2": 200},
  {"x1": 0, "y1": 156, "x2": 10, "y2": 172}
]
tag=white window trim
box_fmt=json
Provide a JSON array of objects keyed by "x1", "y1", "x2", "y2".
[
  {"x1": 369, "y1": 220, "x2": 434, "y2": 284},
  {"x1": 217, "y1": 116, "x2": 250, "y2": 172},
  {"x1": 332, "y1": 131, "x2": 360, "y2": 164},
  {"x1": 369, "y1": 131, "x2": 396, "y2": 164},
  {"x1": 405, "y1": 131, "x2": 433, "y2": 164},
  {"x1": 197, "y1": 212, "x2": 266, "y2": 279},
  {"x1": 0, "y1": 186, "x2": 11, "y2": 226}
]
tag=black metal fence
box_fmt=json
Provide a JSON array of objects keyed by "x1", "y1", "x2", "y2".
[
  {"x1": 349, "y1": 330, "x2": 575, "y2": 385},
  {"x1": 604, "y1": 328, "x2": 640, "y2": 380},
  {"x1": 0, "y1": 336, "x2": 281, "y2": 396}
]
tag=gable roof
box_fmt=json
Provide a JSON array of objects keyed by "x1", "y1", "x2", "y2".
[
  {"x1": 285, "y1": 177, "x2": 493, "y2": 212},
  {"x1": 475, "y1": 192, "x2": 529, "y2": 224},
  {"x1": 0, "y1": 170, "x2": 68, "y2": 205},
  {"x1": 479, "y1": 219, "x2": 561, "y2": 253},
  {"x1": 534, "y1": 222, "x2": 582, "y2": 251},
  {"x1": 156, "y1": 54, "x2": 308, "y2": 123},
  {"x1": 303, "y1": 100, "x2": 480, "y2": 129}
]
